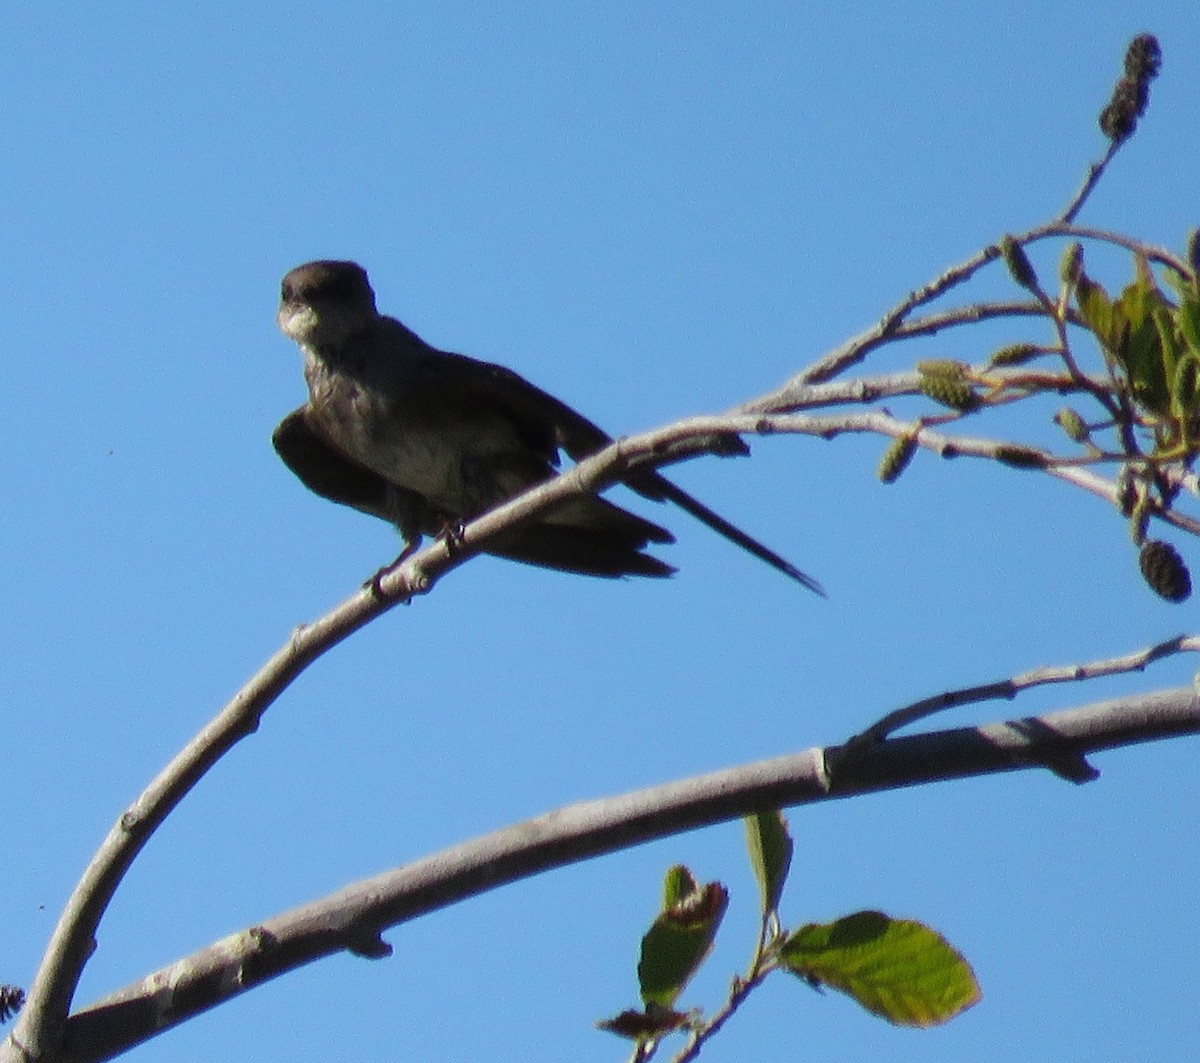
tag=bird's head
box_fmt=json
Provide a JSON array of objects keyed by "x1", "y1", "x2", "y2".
[{"x1": 277, "y1": 260, "x2": 379, "y2": 348}]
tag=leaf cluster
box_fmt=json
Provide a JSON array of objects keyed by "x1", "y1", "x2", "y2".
[{"x1": 598, "y1": 812, "x2": 979, "y2": 1060}]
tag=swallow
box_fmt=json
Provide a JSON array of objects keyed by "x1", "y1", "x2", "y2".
[{"x1": 274, "y1": 260, "x2": 822, "y2": 592}]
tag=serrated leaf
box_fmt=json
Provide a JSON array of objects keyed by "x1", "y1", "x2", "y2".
[
  {"x1": 780, "y1": 911, "x2": 981, "y2": 1027},
  {"x1": 638, "y1": 871, "x2": 729, "y2": 1008},
  {"x1": 744, "y1": 810, "x2": 793, "y2": 916}
]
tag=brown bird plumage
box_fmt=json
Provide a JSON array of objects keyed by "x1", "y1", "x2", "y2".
[{"x1": 274, "y1": 260, "x2": 822, "y2": 591}]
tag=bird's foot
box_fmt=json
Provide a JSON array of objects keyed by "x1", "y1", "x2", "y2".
[{"x1": 441, "y1": 519, "x2": 468, "y2": 554}]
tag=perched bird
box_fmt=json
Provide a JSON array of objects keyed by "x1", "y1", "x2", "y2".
[{"x1": 274, "y1": 260, "x2": 822, "y2": 592}]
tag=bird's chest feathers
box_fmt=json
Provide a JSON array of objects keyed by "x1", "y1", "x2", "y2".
[{"x1": 302, "y1": 349, "x2": 506, "y2": 510}]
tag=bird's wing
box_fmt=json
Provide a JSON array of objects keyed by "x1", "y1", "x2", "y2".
[
  {"x1": 417, "y1": 346, "x2": 821, "y2": 592},
  {"x1": 369, "y1": 324, "x2": 820, "y2": 592},
  {"x1": 272, "y1": 407, "x2": 440, "y2": 542},
  {"x1": 408, "y1": 346, "x2": 612, "y2": 464},
  {"x1": 395, "y1": 320, "x2": 745, "y2": 468},
  {"x1": 273, "y1": 405, "x2": 676, "y2": 579}
]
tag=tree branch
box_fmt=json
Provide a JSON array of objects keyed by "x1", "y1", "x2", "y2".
[
  {"x1": 46, "y1": 684, "x2": 1200, "y2": 1063},
  {"x1": 17, "y1": 310, "x2": 1200, "y2": 1060},
  {"x1": 758, "y1": 221, "x2": 1189, "y2": 395},
  {"x1": 6, "y1": 65, "x2": 1187, "y2": 1058},
  {"x1": 12, "y1": 359, "x2": 1200, "y2": 1059},
  {"x1": 856, "y1": 632, "x2": 1200, "y2": 742},
  {"x1": 1, "y1": 414, "x2": 809, "y2": 1062}
]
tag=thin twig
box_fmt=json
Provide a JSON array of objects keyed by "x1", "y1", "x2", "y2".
[
  {"x1": 670, "y1": 909, "x2": 778, "y2": 1062},
  {"x1": 694, "y1": 407, "x2": 1200, "y2": 538},
  {"x1": 672, "y1": 968, "x2": 769, "y2": 1063},
  {"x1": 759, "y1": 221, "x2": 1186, "y2": 397},
  {"x1": 855, "y1": 633, "x2": 1200, "y2": 744},
  {"x1": 1060, "y1": 141, "x2": 1121, "y2": 223}
]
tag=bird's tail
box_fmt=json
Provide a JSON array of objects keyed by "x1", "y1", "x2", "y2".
[
  {"x1": 645, "y1": 474, "x2": 825, "y2": 595},
  {"x1": 486, "y1": 494, "x2": 673, "y2": 577}
]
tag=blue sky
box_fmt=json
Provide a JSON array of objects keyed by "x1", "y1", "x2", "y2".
[{"x1": 2, "y1": 4, "x2": 1198, "y2": 1061}]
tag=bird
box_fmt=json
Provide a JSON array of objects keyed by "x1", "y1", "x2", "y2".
[{"x1": 273, "y1": 259, "x2": 822, "y2": 593}]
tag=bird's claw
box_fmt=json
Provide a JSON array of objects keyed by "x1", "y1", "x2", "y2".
[{"x1": 443, "y1": 519, "x2": 467, "y2": 553}]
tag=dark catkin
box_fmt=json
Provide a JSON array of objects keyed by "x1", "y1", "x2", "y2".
[{"x1": 1139, "y1": 540, "x2": 1191, "y2": 602}]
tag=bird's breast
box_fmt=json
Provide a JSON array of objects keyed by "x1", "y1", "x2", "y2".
[{"x1": 303, "y1": 350, "x2": 492, "y2": 514}]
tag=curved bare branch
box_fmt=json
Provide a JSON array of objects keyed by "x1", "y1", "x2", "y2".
[{"x1": 44, "y1": 682, "x2": 1200, "y2": 1063}]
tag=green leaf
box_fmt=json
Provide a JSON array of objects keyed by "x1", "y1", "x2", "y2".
[
  {"x1": 1075, "y1": 272, "x2": 1114, "y2": 345},
  {"x1": 638, "y1": 867, "x2": 729, "y2": 1008},
  {"x1": 780, "y1": 911, "x2": 981, "y2": 1027},
  {"x1": 1084, "y1": 260, "x2": 1176, "y2": 422},
  {"x1": 744, "y1": 810, "x2": 793, "y2": 916},
  {"x1": 1161, "y1": 265, "x2": 1192, "y2": 300},
  {"x1": 1178, "y1": 295, "x2": 1200, "y2": 357},
  {"x1": 1153, "y1": 305, "x2": 1183, "y2": 375},
  {"x1": 1111, "y1": 260, "x2": 1176, "y2": 416},
  {"x1": 1170, "y1": 350, "x2": 1200, "y2": 429}
]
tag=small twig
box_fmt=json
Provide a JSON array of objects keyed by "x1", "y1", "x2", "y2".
[
  {"x1": 1060, "y1": 141, "x2": 1121, "y2": 224},
  {"x1": 761, "y1": 220, "x2": 1186, "y2": 400},
  {"x1": 701, "y1": 407, "x2": 1200, "y2": 538},
  {"x1": 776, "y1": 273, "x2": 1031, "y2": 391},
  {"x1": 671, "y1": 968, "x2": 769, "y2": 1063},
  {"x1": 1043, "y1": 223, "x2": 1190, "y2": 276},
  {"x1": 838, "y1": 633, "x2": 1200, "y2": 761},
  {"x1": 670, "y1": 908, "x2": 779, "y2": 1062}
]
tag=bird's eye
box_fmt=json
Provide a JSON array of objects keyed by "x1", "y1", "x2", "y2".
[{"x1": 281, "y1": 281, "x2": 294, "y2": 302}]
